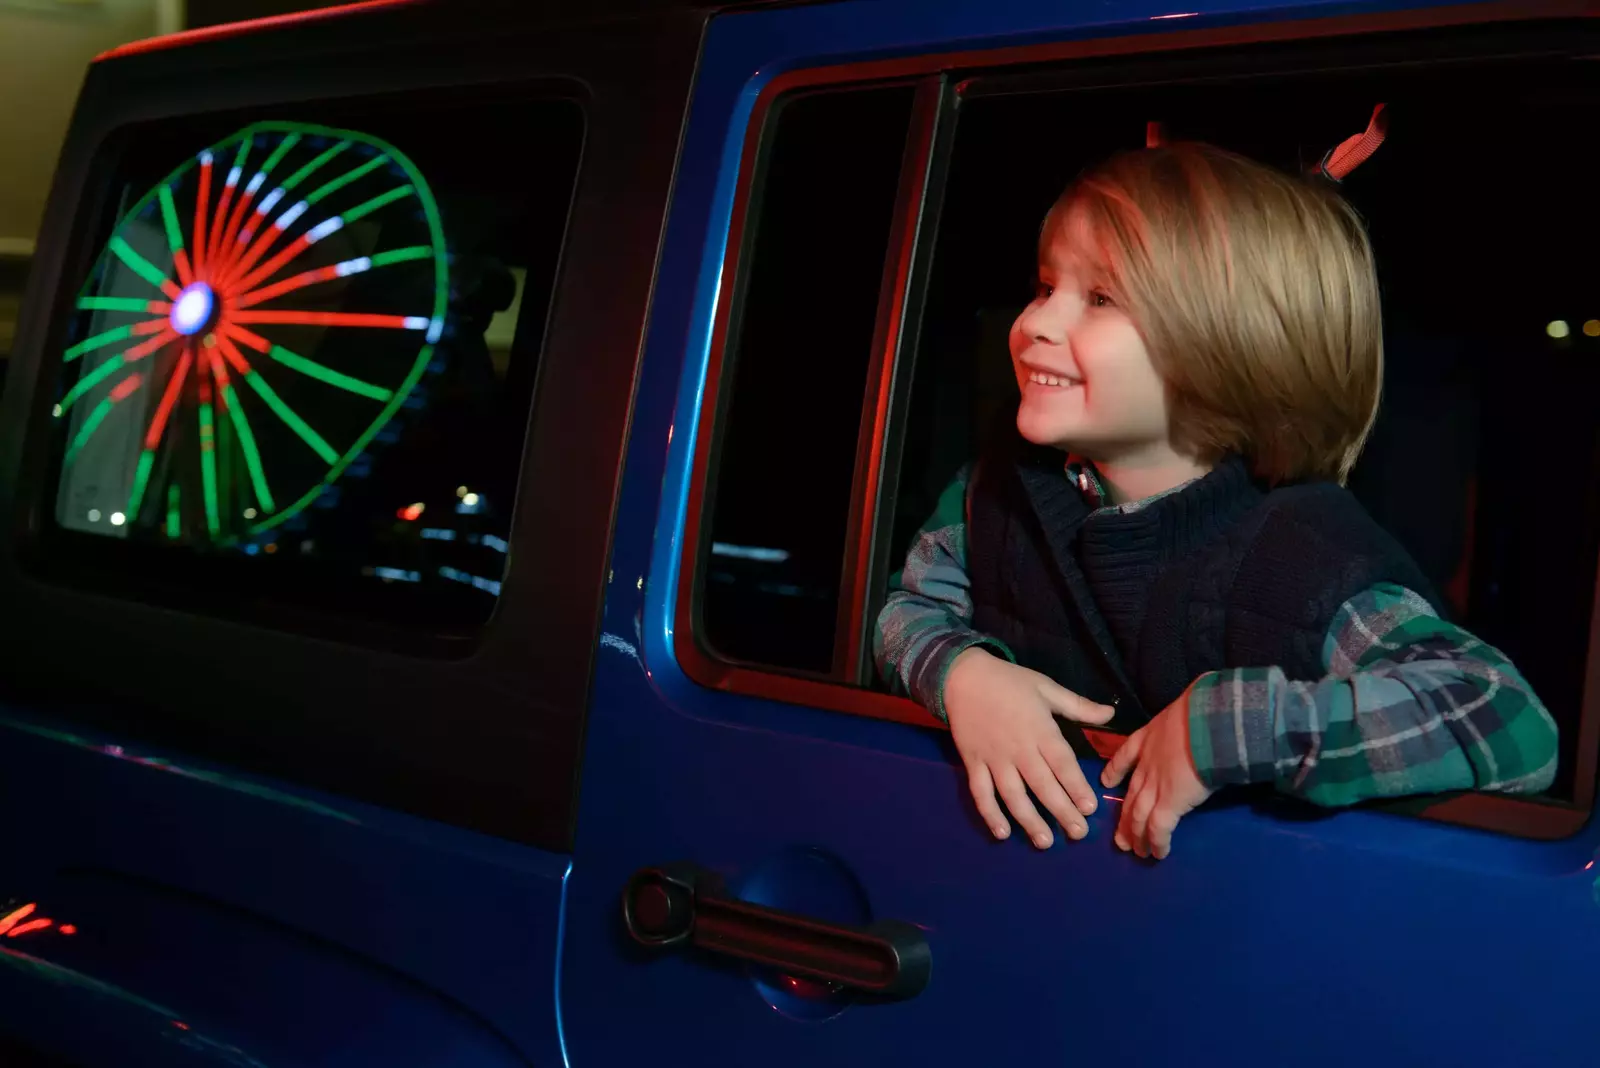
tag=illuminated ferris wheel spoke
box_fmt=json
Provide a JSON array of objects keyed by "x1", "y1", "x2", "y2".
[
  {"x1": 126, "y1": 346, "x2": 189, "y2": 522},
  {"x1": 126, "y1": 327, "x2": 180, "y2": 362},
  {"x1": 208, "y1": 347, "x2": 276, "y2": 513},
  {"x1": 143, "y1": 346, "x2": 193, "y2": 453},
  {"x1": 220, "y1": 322, "x2": 269, "y2": 355},
  {"x1": 236, "y1": 244, "x2": 430, "y2": 309},
  {"x1": 63, "y1": 372, "x2": 145, "y2": 466},
  {"x1": 108, "y1": 237, "x2": 182, "y2": 300},
  {"x1": 65, "y1": 325, "x2": 134, "y2": 363},
  {"x1": 266, "y1": 344, "x2": 393, "y2": 402},
  {"x1": 157, "y1": 185, "x2": 194, "y2": 288},
  {"x1": 236, "y1": 138, "x2": 348, "y2": 251},
  {"x1": 216, "y1": 136, "x2": 295, "y2": 257},
  {"x1": 57, "y1": 326, "x2": 172, "y2": 416},
  {"x1": 231, "y1": 310, "x2": 429, "y2": 331},
  {"x1": 64, "y1": 402, "x2": 114, "y2": 464},
  {"x1": 128, "y1": 450, "x2": 156, "y2": 522},
  {"x1": 340, "y1": 185, "x2": 413, "y2": 224},
  {"x1": 76, "y1": 296, "x2": 168, "y2": 314},
  {"x1": 57, "y1": 350, "x2": 135, "y2": 414},
  {"x1": 192, "y1": 152, "x2": 214, "y2": 275},
  {"x1": 214, "y1": 333, "x2": 338, "y2": 466},
  {"x1": 223, "y1": 164, "x2": 404, "y2": 294},
  {"x1": 239, "y1": 369, "x2": 339, "y2": 466},
  {"x1": 205, "y1": 139, "x2": 252, "y2": 270},
  {"x1": 305, "y1": 154, "x2": 389, "y2": 209},
  {"x1": 214, "y1": 132, "x2": 303, "y2": 266},
  {"x1": 198, "y1": 395, "x2": 221, "y2": 538},
  {"x1": 228, "y1": 217, "x2": 333, "y2": 295}
]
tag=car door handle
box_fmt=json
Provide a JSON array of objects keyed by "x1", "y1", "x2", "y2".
[{"x1": 622, "y1": 863, "x2": 931, "y2": 999}]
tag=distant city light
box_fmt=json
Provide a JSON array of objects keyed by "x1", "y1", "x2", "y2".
[
  {"x1": 462, "y1": 492, "x2": 480, "y2": 507},
  {"x1": 398, "y1": 502, "x2": 426, "y2": 521},
  {"x1": 87, "y1": 509, "x2": 101, "y2": 522},
  {"x1": 456, "y1": 486, "x2": 469, "y2": 498},
  {"x1": 1584, "y1": 321, "x2": 1600, "y2": 338},
  {"x1": 1548, "y1": 320, "x2": 1571, "y2": 339},
  {"x1": 374, "y1": 567, "x2": 421, "y2": 583},
  {"x1": 244, "y1": 507, "x2": 258, "y2": 519},
  {"x1": 712, "y1": 542, "x2": 791, "y2": 563},
  {"x1": 109, "y1": 512, "x2": 125, "y2": 527}
]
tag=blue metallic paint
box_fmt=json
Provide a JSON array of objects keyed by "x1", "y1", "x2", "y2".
[{"x1": 0, "y1": 713, "x2": 567, "y2": 1065}]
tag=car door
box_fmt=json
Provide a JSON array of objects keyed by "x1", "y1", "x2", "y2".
[{"x1": 564, "y1": 1, "x2": 1600, "y2": 1065}]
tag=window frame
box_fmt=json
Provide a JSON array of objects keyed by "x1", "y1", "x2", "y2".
[{"x1": 674, "y1": 1, "x2": 1600, "y2": 840}]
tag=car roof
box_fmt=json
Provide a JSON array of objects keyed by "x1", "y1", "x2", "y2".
[{"x1": 94, "y1": 0, "x2": 823, "y2": 65}]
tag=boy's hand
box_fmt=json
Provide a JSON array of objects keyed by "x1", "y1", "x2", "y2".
[
  {"x1": 1100, "y1": 685, "x2": 1216, "y2": 859},
  {"x1": 944, "y1": 647, "x2": 1115, "y2": 849}
]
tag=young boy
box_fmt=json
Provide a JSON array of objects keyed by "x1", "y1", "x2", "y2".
[{"x1": 875, "y1": 142, "x2": 1558, "y2": 861}]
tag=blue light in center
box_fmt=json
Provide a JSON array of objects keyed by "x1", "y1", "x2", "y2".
[{"x1": 170, "y1": 282, "x2": 215, "y2": 337}]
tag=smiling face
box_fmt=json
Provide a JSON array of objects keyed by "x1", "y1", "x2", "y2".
[{"x1": 1008, "y1": 207, "x2": 1175, "y2": 462}]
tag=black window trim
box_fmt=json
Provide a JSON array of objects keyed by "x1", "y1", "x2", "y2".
[{"x1": 674, "y1": 1, "x2": 1600, "y2": 841}]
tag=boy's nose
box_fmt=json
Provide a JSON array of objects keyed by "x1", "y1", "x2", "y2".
[{"x1": 1022, "y1": 301, "x2": 1073, "y2": 345}]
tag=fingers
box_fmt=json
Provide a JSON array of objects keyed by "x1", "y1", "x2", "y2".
[
  {"x1": 1019, "y1": 750, "x2": 1086, "y2": 842},
  {"x1": 1127, "y1": 776, "x2": 1157, "y2": 858},
  {"x1": 994, "y1": 765, "x2": 1054, "y2": 850},
  {"x1": 1102, "y1": 727, "x2": 1145, "y2": 788},
  {"x1": 1041, "y1": 735, "x2": 1098, "y2": 818},
  {"x1": 1041, "y1": 681, "x2": 1116, "y2": 726},
  {"x1": 1115, "y1": 764, "x2": 1149, "y2": 854},
  {"x1": 1148, "y1": 808, "x2": 1178, "y2": 860},
  {"x1": 967, "y1": 763, "x2": 1011, "y2": 841}
]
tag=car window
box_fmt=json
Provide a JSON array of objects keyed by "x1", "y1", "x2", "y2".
[
  {"x1": 43, "y1": 85, "x2": 582, "y2": 638},
  {"x1": 696, "y1": 85, "x2": 916, "y2": 676}
]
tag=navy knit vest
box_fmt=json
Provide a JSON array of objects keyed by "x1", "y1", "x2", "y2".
[{"x1": 966, "y1": 434, "x2": 1442, "y2": 732}]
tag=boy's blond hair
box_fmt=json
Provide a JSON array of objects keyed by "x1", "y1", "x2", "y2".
[{"x1": 1049, "y1": 142, "x2": 1382, "y2": 485}]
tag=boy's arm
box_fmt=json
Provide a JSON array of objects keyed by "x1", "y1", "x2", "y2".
[
  {"x1": 874, "y1": 465, "x2": 1013, "y2": 721},
  {"x1": 1185, "y1": 583, "x2": 1560, "y2": 806}
]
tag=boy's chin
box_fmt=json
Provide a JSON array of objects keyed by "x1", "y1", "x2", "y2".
[{"x1": 1015, "y1": 409, "x2": 1083, "y2": 451}]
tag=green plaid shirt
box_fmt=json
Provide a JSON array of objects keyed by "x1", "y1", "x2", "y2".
[{"x1": 874, "y1": 466, "x2": 1559, "y2": 804}]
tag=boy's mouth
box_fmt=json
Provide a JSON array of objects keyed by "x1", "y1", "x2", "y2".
[{"x1": 1025, "y1": 368, "x2": 1083, "y2": 389}]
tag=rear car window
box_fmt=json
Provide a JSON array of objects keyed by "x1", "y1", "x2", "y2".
[
  {"x1": 43, "y1": 86, "x2": 582, "y2": 635},
  {"x1": 698, "y1": 85, "x2": 915, "y2": 675}
]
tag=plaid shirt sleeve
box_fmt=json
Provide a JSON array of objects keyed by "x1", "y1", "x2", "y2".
[
  {"x1": 1186, "y1": 583, "x2": 1559, "y2": 806},
  {"x1": 873, "y1": 466, "x2": 1014, "y2": 721}
]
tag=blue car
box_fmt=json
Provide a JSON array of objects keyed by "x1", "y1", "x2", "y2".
[{"x1": 0, "y1": 0, "x2": 1595, "y2": 1064}]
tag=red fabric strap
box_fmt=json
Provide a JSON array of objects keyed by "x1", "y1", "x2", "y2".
[{"x1": 1322, "y1": 104, "x2": 1388, "y2": 181}]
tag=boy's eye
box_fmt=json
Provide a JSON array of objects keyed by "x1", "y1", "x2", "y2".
[
  {"x1": 1090, "y1": 289, "x2": 1116, "y2": 308},
  {"x1": 1034, "y1": 281, "x2": 1054, "y2": 300}
]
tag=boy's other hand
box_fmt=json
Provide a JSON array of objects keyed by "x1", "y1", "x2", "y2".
[
  {"x1": 1100, "y1": 685, "x2": 1217, "y2": 859},
  {"x1": 944, "y1": 647, "x2": 1115, "y2": 849}
]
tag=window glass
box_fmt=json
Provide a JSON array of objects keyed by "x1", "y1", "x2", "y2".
[
  {"x1": 699, "y1": 85, "x2": 915, "y2": 674},
  {"x1": 44, "y1": 87, "x2": 582, "y2": 634},
  {"x1": 890, "y1": 56, "x2": 1597, "y2": 799}
]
